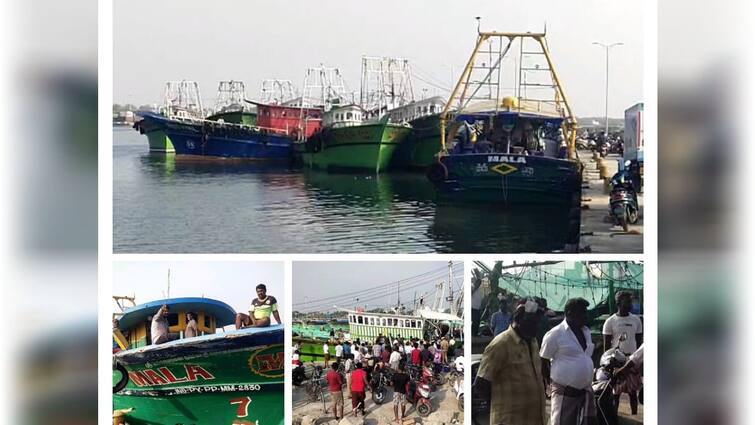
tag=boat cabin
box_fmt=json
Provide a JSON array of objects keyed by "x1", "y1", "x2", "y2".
[
  {"x1": 451, "y1": 100, "x2": 569, "y2": 159},
  {"x1": 346, "y1": 310, "x2": 425, "y2": 340},
  {"x1": 323, "y1": 104, "x2": 365, "y2": 129},
  {"x1": 387, "y1": 96, "x2": 446, "y2": 124},
  {"x1": 113, "y1": 297, "x2": 236, "y2": 351},
  {"x1": 253, "y1": 101, "x2": 324, "y2": 138}
]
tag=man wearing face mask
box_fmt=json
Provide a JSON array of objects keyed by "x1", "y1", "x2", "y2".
[
  {"x1": 540, "y1": 298, "x2": 597, "y2": 425},
  {"x1": 473, "y1": 298, "x2": 547, "y2": 425}
]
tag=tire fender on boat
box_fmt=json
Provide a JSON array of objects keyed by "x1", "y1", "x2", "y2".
[{"x1": 113, "y1": 361, "x2": 129, "y2": 393}]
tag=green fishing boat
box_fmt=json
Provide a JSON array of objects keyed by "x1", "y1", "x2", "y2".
[
  {"x1": 301, "y1": 105, "x2": 411, "y2": 173},
  {"x1": 206, "y1": 81, "x2": 257, "y2": 126},
  {"x1": 113, "y1": 297, "x2": 283, "y2": 425},
  {"x1": 133, "y1": 81, "x2": 205, "y2": 153},
  {"x1": 389, "y1": 96, "x2": 447, "y2": 169}
]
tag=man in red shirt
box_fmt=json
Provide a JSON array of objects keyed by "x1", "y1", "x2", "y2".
[
  {"x1": 411, "y1": 342, "x2": 422, "y2": 366},
  {"x1": 350, "y1": 362, "x2": 370, "y2": 417},
  {"x1": 326, "y1": 362, "x2": 344, "y2": 420}
]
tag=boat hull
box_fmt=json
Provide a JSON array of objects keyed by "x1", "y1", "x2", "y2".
[
  {"x1": 113, "y1": 327, "x2": 284, "y2": 425},
  {"x1": 392, "y1": 114, "x2": 442, "y2": 169},
  {"x1": 302, "y1": 122, "x2": 411, "y2": 172},
  {"x1": 428, "y1": 153, "x2": 582, "y2": 205},
  {"x1": 134, "y1": 118, "x2": 175, "y2": 153},
  {"x1": 138, "y1": 112, "x2": 293, "y2": 161}
]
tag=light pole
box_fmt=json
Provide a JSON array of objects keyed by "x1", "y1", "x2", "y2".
[{"x1": 592, "y1": 42, "x2": 623, "y2": 137}]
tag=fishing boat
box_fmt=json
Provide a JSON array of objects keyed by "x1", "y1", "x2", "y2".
[
  {"x1": 301, "y1": 107, "x2": 411, "y2": 172},
  {"x1": 113, "y1": 297, "x2": 284, "y2": 425},
  {"x1": 427, "y1": 28, "x2": 583, "y2": 207},
  {"x1": 133, "y1": 81, "x2": 205, "y2": 153},
  {"x1": 388, "y1": 96, "x2": 447, "y2": 169},
  {"x1": 300, "y1": 58, "x2": 416, "y2": 172},
  {"x1": 135, "y1": 112, "x2": 294, "y2": 161}
]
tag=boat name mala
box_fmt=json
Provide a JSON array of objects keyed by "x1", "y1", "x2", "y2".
[
  {"x1": 128, "y1": 364, "x2": 216, "y2": 387},
  {"x1": 486, "y1": 155, "x2": 527, "y2": 164}
]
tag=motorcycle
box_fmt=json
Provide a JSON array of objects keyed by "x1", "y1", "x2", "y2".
[
  {"x1": 405, "y1": 378, "x2": 433, "y2": 417},
  {"x1": 609, "y1": 162, "x2": 639, "y2": 232},
  {"x1": 593, "y1": 341, "x2": 628, "y2": 425},
  {"x1": 293, "y1": 363, "x2": 306, "y2": 386},
  {"x1": 370, "y1": 366, "x2": 393, "y2": 404}
]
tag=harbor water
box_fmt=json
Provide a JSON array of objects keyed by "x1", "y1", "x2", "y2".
[{"x1": 114, "y1": 128, "x2": 574, "y2": 253}]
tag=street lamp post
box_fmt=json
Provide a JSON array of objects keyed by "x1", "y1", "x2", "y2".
[{"x1": 592, "y1": 42, "x2": 623, "y2": 138}]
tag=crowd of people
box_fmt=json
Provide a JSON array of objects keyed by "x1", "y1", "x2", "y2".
[
  {"x1": 474, "y1": 291, "x2": 643, "y2": 425},
  {"x1": 294, "y1": 333, "x2": 464, "y2": 421}
]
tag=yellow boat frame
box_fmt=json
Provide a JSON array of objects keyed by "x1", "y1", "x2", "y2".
[{"x1": 439, "y1": 30, "x2": 578, "y2": 160}]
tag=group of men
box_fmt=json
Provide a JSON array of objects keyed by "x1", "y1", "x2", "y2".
[
  {"x1": 475, "y1": 291, "x2": 643, "y2": 425},
  {"x1": 321, "y1": 333, "x2": 462, "y2": 421},
  {"x1": 149, "y1": 283, "x2": 281, "y2": 345}
]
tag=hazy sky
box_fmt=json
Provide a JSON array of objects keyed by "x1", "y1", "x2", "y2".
[
  {"x1": 292, "y1": 261, "x2": 463, "y2": 312},
  {"x1": 113, "y1": 261, "x2": 285, "y2": 328},
  {"x1": 115, "y1": 0, "x2": 642, "y2": 118}
]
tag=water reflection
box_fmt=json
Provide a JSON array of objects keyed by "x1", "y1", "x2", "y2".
[{"x1": 114, "y1": 130, "x2": 574, "y2": 253}]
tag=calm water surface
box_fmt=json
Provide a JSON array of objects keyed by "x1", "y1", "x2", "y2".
[{"x1": 114, "y1": 128, "x2": 571, "y2": 253}]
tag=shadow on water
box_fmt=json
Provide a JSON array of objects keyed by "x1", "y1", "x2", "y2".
[{"x1": 428, "y1": 203, "x2": 571, "y2": 253}]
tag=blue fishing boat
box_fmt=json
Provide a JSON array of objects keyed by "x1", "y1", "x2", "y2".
[
  {"x1": 136, "y1": 111, "x2": 294, "y2": 161},
  {"x1": 428, "y1": 29, "x2": 582, "y2": 207}
]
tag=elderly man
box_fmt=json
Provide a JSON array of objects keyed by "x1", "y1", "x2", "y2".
[
  {"x1": 473, "y1": 298, "x2": 547, "y2": 425},
  {"x1": 541, "y1": 298, "x2": 597, "y2": 425}
]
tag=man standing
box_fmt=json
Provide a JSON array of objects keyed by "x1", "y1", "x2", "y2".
[
  {"x1": 336, "y1": 341, "x2": 344, "y2": 362},
  {"x1": 603, "y1": 291, "x2": 643, "y2": 355},
  {"x1": 372, "y1": 339, "x2": 382, "y2": 359},
  {"x1": 391, "y1": 362, "x2": 410, "y2": 422},
  {"x1": 350, "y1": 363, "x2": 369, "y2": 417},
  {"x1": 473, "y1": 299, "x2": 547, "y2": 425},
  {"x1": 235, "y1": 284, "x2": 282, "y2": 329},
  {"x1": 489, "y1": 302, "x2": 511, "y2": 337},
  {"x1": 440, "y1": 336, "x2": 449, "y2": 364},
  {"x1": 326, "y1": 362, "x2": 344, "y2": 420},
  {"x1": 184, "y1": 312, "x2": 198, "y2": 338},
  {"x1": 471, "y1": 277, "x2": 487, "y2": 336},
  {"x1": 389, "y1": 345, "x2": 402, "y2": 370},
  {"x1": 540, "y1": 298, "x2": 597, "y2": 425},
  {"x1": 603, "y1": 291, "x2": 643, "y2": 414},
  {"x1": 411, "y1": 342, "x2": 421, "y2": 366},
  {"x1": 151, "y1": 304, "x2": 171, "y2": 345},
  {"x1": 323, "y1": 341, "x2": 330, "y2": 365}
]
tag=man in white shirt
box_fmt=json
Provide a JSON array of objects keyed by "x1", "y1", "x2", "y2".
[
  {"x1": 372, "y1": 341, "x2": 382, "y2": 358},
  {"x1": 603, "y1": 291, "x2": 643, "y2": 355},
  {"x1": 323, "y1": 342, "x2": 330, "y2": 365},
  {"x1": 540, "y1": 298, "x2": 597, "y2": 425},
  {"x1": 603, "y1": 291, "x2": 643, "y2": 414},
  {"x1": 389, "y1": 347, "x2": 402, "y2": 370},
  {"x1": 335, "y1": 342, "x2": 344, "y2": 361}
]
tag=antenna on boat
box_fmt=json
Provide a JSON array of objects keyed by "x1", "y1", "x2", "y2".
[
  {"x1": 167, "y1": 268, "x2": 171, "y2": 299},
  {"x1": 476, "y1": 16, "x2": 481, "y2": 34}
]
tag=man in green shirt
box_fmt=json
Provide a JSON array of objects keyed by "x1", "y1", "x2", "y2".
[{"x1": 235, "y1": 284, "x2": 281, "y2": 329}]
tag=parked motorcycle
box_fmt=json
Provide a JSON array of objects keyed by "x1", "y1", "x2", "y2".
[
  {"x1": 609, "y1": 162, "x2": 639, "y2": 232},
  {"x1": 405, "y1": 379, "x2": 433, "y2": 417},
  {"x1": 593, "y1": 338, "x2": 629, "y2": 425},
  {"x1": 293, "y1": 363, "x2": 307, "y2": 386},
  {"x1": 370, "y1": 366, "x2": 393, "y2": 404}
]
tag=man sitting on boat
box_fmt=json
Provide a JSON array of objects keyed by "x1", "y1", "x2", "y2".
[{"x1": 235, "y1": 284, "x2": 282, "y2": 329}]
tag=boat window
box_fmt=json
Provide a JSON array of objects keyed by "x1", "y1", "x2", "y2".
[
  {"x1": 358, "y1": 316, "x2": 363, "y2": 324},
  {"x1": 399, "y1": 319, "x2": 404, "y2": 327},
  {"x1": 347, "y1": 112, "x2": 352, "y2": 120},
  {"x1": 370, "y1": 317, "x2": 375, "y2": 326},
  {"x1": 430, "y1": 105, "x2": 436, "y2": 113},
  {"x1": 167, "y1": 313, "x2": 179, "y2": 327},
  {"x1": 411, "y1": 320, "x2": 416, "y2": 328},
  {"x1": 204, "y1": 315, "x2": 210, "y2": 328},
  {"x1": 416, "y1": 107, "x2": 421, "y2": 114},
  {"x1": 381, "y1": 318, "x2": 386, "y2": 326}
]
